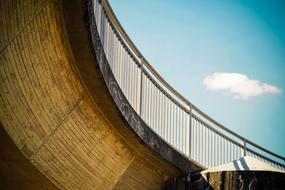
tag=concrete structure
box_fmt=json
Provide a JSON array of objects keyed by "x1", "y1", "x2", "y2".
[
  {"x1": 1, "y1": 0, "x2": 285, "y2": 189},
  {"x1": 0, "y1": 0, "x2": 196, "y2": 189}
]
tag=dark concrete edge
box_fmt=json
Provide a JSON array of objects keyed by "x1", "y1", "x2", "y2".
[{"x1": 86, "y1": 0, "x2": 204, "y2": 173}]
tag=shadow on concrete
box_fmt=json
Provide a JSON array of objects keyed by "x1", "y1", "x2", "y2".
[
  {"x1": 162, "y1": 173, "x2": 214, "y2": 190},
  {"x1": 233, "y1": 160, "x2": 241, "y2": 170},
  {"x1": 0, "y1": 123, "x2": 59, "y2": 189},
  {"x1": 240, "y1": 157, "x2": 250, "y2": 170}
]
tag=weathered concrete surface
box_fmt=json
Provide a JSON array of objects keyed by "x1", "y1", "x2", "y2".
[
  {"x1": 0, "y1": 0, "x2": 195, "y2": 189},
  {"x1": 196, "y1": 157, "x2": 285, "y2": 189},
  {"x1": 162, "y1": 170, "x2": 285, "y2": 190},
  {"x1": 201, "y1": 171, "x2": 285, "y2": 190}
]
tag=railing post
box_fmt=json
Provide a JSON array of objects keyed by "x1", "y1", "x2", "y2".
[
  {"x1": 243, "y1": 140, "x2": 247, "y2": 157},
  {"x1": 139, "y1": 57, "x2": 144, "y2": 117}
]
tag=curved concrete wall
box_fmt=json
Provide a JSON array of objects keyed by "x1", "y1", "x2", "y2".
[{"x1": 0, "y1": 0, "x2": 184, "y2": 189}]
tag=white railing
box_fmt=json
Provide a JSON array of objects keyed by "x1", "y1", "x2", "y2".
[{"x1": 91, "y1": 0, "x2": 285, "y2": 170}]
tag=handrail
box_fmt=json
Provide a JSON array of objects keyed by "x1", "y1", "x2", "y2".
[
  {"x1": 103, "y1": 0, "x2": 142, "y2": 59},
  {"x1": 92, "y1": 0, "x2": 285, "y2": 169},
  {"x1": 102, "y1": 0, "x2": 285, "y2": 163}
]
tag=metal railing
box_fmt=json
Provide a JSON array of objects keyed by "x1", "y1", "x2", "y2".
[{"x1": 91, "y1": 0, "x2": 285, "y2": 170}]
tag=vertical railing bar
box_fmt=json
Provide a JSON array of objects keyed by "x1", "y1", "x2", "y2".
[
  {"x1": 204, "y1": 125, "x2": 208, "y2": 167},
  {"x1": 154, "y1": 86, "x2": 158, "y2": 132},
  {"x1": 219, "y1": 135, "x2": 221, "y2": 165},
  {"x1": 129, "y1": 57, "x2": 133, "y2": 105},
  {"x1": 213, "y1": 132, "x2": 216, "y2": 167},
  {"x1": 134, "y1": 64, "x2": 138, "y2": 111},
  {"x1": 196, "y1": 119, "x2": 199, "y2": 162},
  {"x1": 230, "y1": 143, "x2": 233, "y2": 161},
  {"x1": 216, "y1": 133, "x2": 219, "y2": 166},
  {"x1": 139, "y1": 58, "x2": 144, "y2": 117},
  {"x1": 198, "y1": 119, "x2": 200, "y2": 162},
  {"x1": 159, "y1": 91, "x2": 163, "y2": 137},
  {"x1": 204, "y1": 127, "x2": 206, "y2": 167},
  {"x1": 182, "y1": 111, "x2": 185, "y2": 153},
  {"x1": 209, "y1": 129, "x2": 212, "y2": 167},
  {"x1": 162, "y1": 94, "x2": 165, "y2": 139},
  {"x1": 194, "y1": 118, "x2": 197, "y2": 161},
  {"x1": 180, "y1": 109, "x2": 183, "y2": 152},
  {"x1": 186, "y1": 107, "x2": 190, "y2": 158},
  {"x1": 114, "y1": 30, "x2": 117, "y2": 76},
  {"x1": 170, "y1": 102, "x2": 173, "y2": 145},
  {"x1": 225, "y1": 140, "x2": 228, "y2": 163},
  {"x1": 207, "y1": 128, "x2": 210, "y2": 167},
  {"x1": 232, "y1": 143, "x2": 235, "y2": 161},
  {"x1": 148, "y1": 79, "x2": 152, "y2": 126},
  {"x1": 203, "y1": 124, "x2": 206, "y2": 165},
  {"x1": 161, "y1": 94, "x2": 165, "y2": 139},
  {"x1": 130, "y1": 58, "x2": 134, "y2": 106},
  {"x1": 118, "y1": 40, "x2": 122, "y2": 86},
  {"x1": 146, "y1": 77, "x2": 150, "y2": 125},
  {"x1": 106, "y1": 16, "x2": 109, "y2": 58},
  {"x1": 156, "y1": 90, "x2": 159, "y2": 133},
  {"x1": 197, "y1": 119, "x2": 199, "y2": 162},
  {"x1": 243, "y1": 140, "x2": 247, "y2": 157},
  {"x1": 193, "y1": 118, "x2": 196, "y2": 160},
  {"x1": 167, "y1": 98, "x2": 170, "y2": 142},
  {"x1": 201, "y1": 121, "x2": 203, "y2": 164},
  {"x1": 151, "y1": 84, "x2": 155, "y2": 129},
  {"x1": 110, "y1": 24, "x2": 113, "y2": 69},
  {"x1": 214, "y1": 133, "x2": 217, "y2": 166},
  {"x1": 177, "y1": 108, "x2": 180, "y2": 151},
  {"x1": 122, "y1": 49, "x2": 126, "y2": 94},
  {"x1": 99, "y1": 1, "x2": 105, "y2": 47},
  {"x1": 172, "y1": 102, "x2": 175, "y2": 146},
  {"x1": 133, "y1": 60, "x2": 136, "y2": 109},
  {"x1": 142, "y1": 74, "x2": 146, "y2": 119},
  {"x1": 178, "y1": 108, "x2": 181, "y2": 151},
  {"x1": 124, "y1": 52, "x2": 129, "y2": 99},
  {"x1": 228, "y1": 141, "x2": 230, "y2": 163},
  {"x1": 180, "y1": 110, "x2": 183, "y2": 153},
  {"x1": 127, "y1": 55, "x2": 131, "y2": 102},
  {"x1": 222, "y1": 137, "x2": 225, "y2": 165},
  {"x1": 182, "y1": 109, "x2": 184, "y2": 152},
  {"x1": 183, "y1": 110, "x2": 186, "y2": 154},
  {"x1": 151, "y1": 82, "x2": 155, "y2": 129},
  {"x1": 145, "y1": 76, "x2": 149, "y2": 124},
  {"x1": 114, "y1": 31, "x2": 118, "y2": 77}
]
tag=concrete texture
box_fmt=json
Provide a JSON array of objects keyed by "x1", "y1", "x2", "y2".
[
  {"x1": 0, "y1": 0, "x2": 198, "y2": 189},
  {"x1": 201, "y1": 171, "x2": 285, "y2": 190},
  {"x1": 194, "y1": 157, "x2": 285, "y2": 189},
  {"x1": 162, "y1": 170, "x2": 285, "y2": 190},
  {"x1": 0, "y1": 123, "x2": 59, "y2": 190}
]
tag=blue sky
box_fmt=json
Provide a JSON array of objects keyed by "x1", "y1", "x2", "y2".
[{"x1": 109, "y1": 0, "x2": 285, "y2": 157}]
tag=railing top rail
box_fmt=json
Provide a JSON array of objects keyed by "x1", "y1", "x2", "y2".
[{"x1": 101, "y1": 0, "x2": 285, "y2": 163}]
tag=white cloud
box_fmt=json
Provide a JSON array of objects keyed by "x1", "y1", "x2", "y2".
[{"x1": 203, "y1": 73, "x2": 282, "y2": 99}]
